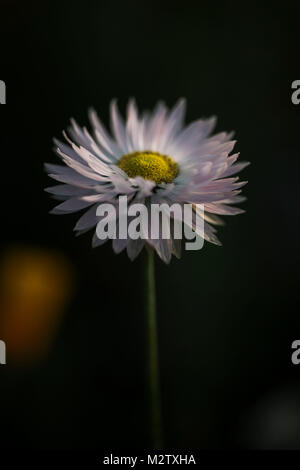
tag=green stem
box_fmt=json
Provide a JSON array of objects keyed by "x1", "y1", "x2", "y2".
[{"x1": 144, "y1": 246, "x2": 163, "y2": 449}]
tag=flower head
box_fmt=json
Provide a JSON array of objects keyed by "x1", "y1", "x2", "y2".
[{"x1": 45, "y1": 99, "x2": 248, "y2": 263}]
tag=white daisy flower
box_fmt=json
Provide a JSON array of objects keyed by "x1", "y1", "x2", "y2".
[{"x1": 45, "y1": 99, "x2": 248, "y2": 263}]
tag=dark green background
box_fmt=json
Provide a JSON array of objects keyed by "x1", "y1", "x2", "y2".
[{"x1": 1, "y1": 0, "x2": 300, "y2": 450}]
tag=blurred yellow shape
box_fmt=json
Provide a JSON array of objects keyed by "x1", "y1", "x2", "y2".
[{"x1": 0, "y1": 246, "x2": 74, "y2": 365}]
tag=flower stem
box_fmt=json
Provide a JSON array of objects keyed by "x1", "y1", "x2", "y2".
[{"x1": 144, "y1": 246, "x2": 163, "y2": 449}]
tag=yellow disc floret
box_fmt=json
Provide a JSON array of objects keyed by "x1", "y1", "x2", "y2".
[{"x1": 118, "y1": 151, "x2": 178, "y2": 184}]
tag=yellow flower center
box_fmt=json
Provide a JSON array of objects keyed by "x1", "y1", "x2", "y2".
[{"x1": 118, "y1": 151, "x2": 178, "y2": 184}]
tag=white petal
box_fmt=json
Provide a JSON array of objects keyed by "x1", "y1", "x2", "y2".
[
  {"x1": 110, "y1": 100, "x2": 128, "y2": 152},
  {"x1": 156, "y1": 238, "x2": 172, "y2": 264},
  {"x1": 221, "y1": 161, "x2": 250, "y2": 178},
  {"x1": 126, "y1": 239, "x2": 144, "y2": 261},
  {"x1": 205, "y1": 203, "x2": 245, "y2": 215},
  {"x1": 74, "y1": 204, "x2": 99, "y2": 231},
  {"x1": 169, "y1": 116, "x2": 216, "y2": 158},
  {"x1": 45, "y1": 163, "x2": 97, "y2": 188},
  {"x1": 53, "y1": 138, "x2": 83, "y2": 163},
  {"x1": 126, "y1": 98, "x2": 140, "y2": 152},
  {"x1": 112, "y1": 236, "x2": 129, "y2": 254},
  {"x1": 50, "y1": 197, "x2": 96, "y2": 214},
  {"x1": 144, "y1": 101, "x2": 168, "y2": 150},
  {"x1": 88, "y1": 108, "x2": 121, "y2": 160},
  {"x1": 155, "y1": 98, "x2": 186, "y2": 153},
  {"x1": 56, "y1": 149, "x2": 109, "y2": 182},
  {"x1": 45, "y1": 184, "x2": 91, "y2": 197},
  {"x1": 92, "y1": 231, "x2": 109, "y2": 248}
]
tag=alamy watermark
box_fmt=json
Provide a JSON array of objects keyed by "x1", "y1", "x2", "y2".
[
  {"x1": 95, "y1": 197, "x2": 205, "y2": 250},
  {"x1": 291, "y1": 80, "x2": 300, "y2": 105},
  {"x1": 0, "y1": 80, "x2": 6, "y2": 104},
  {"x1": 291, "y1": 340, "x2": 300, "y2": 365},
  {"x1": 0, "y1": 340, "x2": 6, "y2": 365}
]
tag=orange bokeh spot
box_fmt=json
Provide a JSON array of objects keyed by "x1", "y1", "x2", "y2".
[{"x1": 0, "y1": 246, "x2": 74, "y2": 365}]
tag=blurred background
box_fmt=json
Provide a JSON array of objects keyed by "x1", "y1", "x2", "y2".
[{"x1": 0, "y1": 0, "x2": 300, "y2": 450}]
